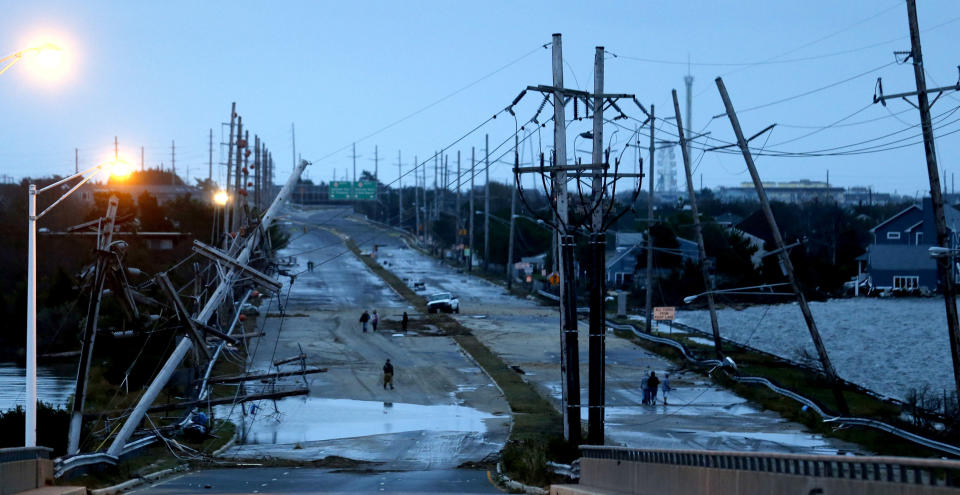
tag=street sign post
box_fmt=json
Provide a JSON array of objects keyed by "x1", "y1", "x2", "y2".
[{"x1": 653, "y1": 306, "x2": 675, "y2": 321}]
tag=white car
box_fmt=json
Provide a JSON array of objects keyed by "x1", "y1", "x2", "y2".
[{"x1": 427, "y1": 292, "x2": 460, "y2": 313}]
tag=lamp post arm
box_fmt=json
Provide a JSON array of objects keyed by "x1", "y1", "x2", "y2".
[
  {"x1": 36, "y1": 173, "x2": 98, "y2": 220},
  {"x1": 38, "y1": 163, "x2": 106, "y2": 194},
  {"x1": 0, "y1": 56, "x2": 22, "y2": 76}
]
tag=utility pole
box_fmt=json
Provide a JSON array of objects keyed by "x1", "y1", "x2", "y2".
[
  {"x1": 291, "y1": 123, "x2": 297, "y2": 178},
  {"x1": 456, "y1": 150, "x2": 463, "y2": 263},
  {"x1": 225, "y1": 103, "x2": 236, "y2": 235},
  {"x1": 484, "y1": 135, "x2": 490, "y2": 272},
  {"x1": 469, "y1": 147, "x2": 475, "y2": 272},
  {"x1": 352, "y1": 142, "x2": 357, "y2": 204},
  {"x1": 114, "y1": 136, "x2": 118, "y2": 161},
  {"x1": 414, "y1": 154, "x2": 421, "y2": 243},
  {"x1": 233, "y1": 117, "x2": 243, "y2": 232},
  {"x1": 673, "y1": 89, "x2": 723, "y2": 358},
  {"x1": 645, "y1": 106, "x2": 655, "y2": 334},
  {"x1": 551, "y1": 33, "x2": 581, "y2": 444},
  {"x1": 243, "y1": 131, "x2": 250, "y2": 207},
  {"x1": 684, "y1": 72, "x2": 694, "y2": 163},
  {"x1": 74, "y1": 148, "x2": 78, "y2": 174},
  {"x1": 507, "y1": 147, "x2": 517, "y2": 288},
  {"x1": 717, "y1": 76, "x2": 848, "y2": 414},
  {"x1": 254, "y1": 135, "x2": 261, "y2": 210},
  {"x1": 398, "y1": 150, "x2": 403, "y2": 229},
  {"x1": 209, "y1": 128, "x2": 213, "y2": 182},
  {"x1": 587, "y1": 45, "x2": 606, "y2": 445},
  {"x1": 907, "y1": 0, "x2": 960, "y2": 399},
  {"x1": 434, "y1": 153, "x2": 439, "y2": 249},
  {"x1": 141, "y1": 146, "x2": 144, "y2": 172},
  {"x1": 171, "y1": 140, "x2": 176, "y2": 184}
]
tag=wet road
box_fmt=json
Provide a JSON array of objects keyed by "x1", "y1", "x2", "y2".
[{"x1": 132, "y1": 467, "x2": 500, "y2": 494}]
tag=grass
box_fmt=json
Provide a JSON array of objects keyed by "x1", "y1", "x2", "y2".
[{"x1": 344, "y1": 235, "x2": 570, "y2": 486}]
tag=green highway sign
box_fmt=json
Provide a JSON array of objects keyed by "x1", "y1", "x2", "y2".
[{"x1": 329, "y1": 181, "x2": 377, "y2": 200}]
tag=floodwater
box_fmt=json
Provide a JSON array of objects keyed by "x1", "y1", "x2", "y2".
[
  {"x1": 216, "y1": 396, "x2": 498, "y2": 446},
  {"x1": 0, "y1": 363, "x2": 74, "y2": 411},
  {"x1": 677, "y1": 297, "x2": 960, "y2": 402}
]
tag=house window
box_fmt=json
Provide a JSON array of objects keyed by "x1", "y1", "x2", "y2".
[
  {"x1": 893, "y1": 275, "x2": 919, "y2": 290},
  {"x1": 887, "y1": 231, "x2": 901, "y2": 240},
  {"x1": 916, "y1": 232, "x2": 924, "y2": 244}
]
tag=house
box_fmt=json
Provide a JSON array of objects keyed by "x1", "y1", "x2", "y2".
[
  {"x1": 717, "y1": 180, "x2": 843, "y2": 203},
  {"x1": 605, "y1": 231, "x2": 698, "y2": 287},
  {"x1": 867, "y1": 198, "x2": 960, "y2": 291}
]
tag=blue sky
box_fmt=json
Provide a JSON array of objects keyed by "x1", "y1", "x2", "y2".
[{"x1": 0, "y1": 1, "x2": 958, "y2": 196}]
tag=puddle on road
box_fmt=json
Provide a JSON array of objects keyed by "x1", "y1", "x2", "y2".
[{"x1": 217, "y1": 396, "x2": 496, "y2": 446}]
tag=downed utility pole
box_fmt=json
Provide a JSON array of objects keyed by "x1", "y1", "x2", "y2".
[
  {"x1": 67, "y1": 196, "x2": 119, "y2": 455},
  {"x1": 107, "y1": 158, "x2": 308, "y2": 457},
  {"x1": 672, "y1": 89, "x2": 723, "y2": 359},
  {"x1": 871, "y1": 0, "x2": 960, "y2": 400},
  {"x1": 716, "y1": 77, "x2": 848, "y2": 414}
]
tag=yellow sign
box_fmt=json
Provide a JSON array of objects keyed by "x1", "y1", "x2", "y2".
[
  {"x1": 548, "y1": 272, "x2": 560, "y2": 286},
  {"x1": 653, "y1": 306, "x2": 675, "y2": 321}
]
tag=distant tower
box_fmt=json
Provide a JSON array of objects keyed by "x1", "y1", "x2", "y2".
[{"x1": 656, "y1": 143, "x2": 678, "y2": 193}]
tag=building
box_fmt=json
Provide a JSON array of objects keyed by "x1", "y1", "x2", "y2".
[
  {"x1": 605, "y1": 231, "x2": 698, "y2": 287},
  {"x1": 91, "y1": 183, "x2": 199, "y2": 205},
  {"x1": 867, "y1": 198, "x2": 960, "y2": 291},
  {"x1": 717, "y1": 180, "x2": 844, "y2": 203}
]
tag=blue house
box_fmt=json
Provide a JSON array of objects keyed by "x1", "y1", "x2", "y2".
[
  {"x1": 605, "y1": 232, "x2": 698, "y2": 287},
  {"x1": 868, "y1": 198, "x2": 960, "y2": 291}
]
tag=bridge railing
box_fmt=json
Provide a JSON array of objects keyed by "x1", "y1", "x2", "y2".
[{"x1": 578, "y1": 446, "x2": 960, "y2": 493}]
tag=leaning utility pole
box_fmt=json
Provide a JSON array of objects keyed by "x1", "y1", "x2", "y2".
[
  {"x1": 67, "y1": 196, "x2": 119, "y2": 455},
  {"x1": 907, "y1": 0, "x2": 960, "y2": 399},
  {"x1": 644, "y1": 106, "x2": 655, "y2": 334},
  {"x1": 673, "y1": 89, "x2": 723, "y2": 358},
  {"x1": 484, "y1": 135, "x2": 491, "y2": 272},
  {"x1": 414, "y1": 154, "x2": 421, "y2": 243},
  {"x1": 456, "y1": 150, "x2": 463, "y2": 261},
  {"x1": 469, "y1": 147, "x2": 476, "y2": 271},
  {"x1": 717, "y1": 77, "x2": 848, "y2": 413},
  {"x1": 507, "y1": 141, "x2": 518, "y2": 288},
  {"x1": 107, "y1": 159, "x2": 308, "y2": 457},
  {"x1": 552, "y1": 33, "x2": 581, "y2": 444},
  {"x1": 587, "y1": 45, "x2": 607, "y2": 444}
]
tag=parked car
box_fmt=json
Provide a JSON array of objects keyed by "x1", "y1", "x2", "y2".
[{"x1": 427, "y1": 292, "x2": 460, "y2": 313}]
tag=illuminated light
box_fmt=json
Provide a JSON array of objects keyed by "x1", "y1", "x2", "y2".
[
  {"x1": 26, "y1": 43, "x2": 63, "y2": 71},
  {"x1": 213, "y1": 190, "x2": 229, "y2": 205},
  {"x1": 106, "y1": 159, "x2": 133, "y2": 179}
]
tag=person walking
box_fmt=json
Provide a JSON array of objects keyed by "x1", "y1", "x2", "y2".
[
  {"x1": 401, "y1": 312, "x2": 409, "y2": 333},
  {"x1": 359, "y1": 310, "x2": 370, "y2": 332},
  {"x1": 647, "y1": 371, "x2": 661, "y2": 405},
  {"x1": 371, "y1": 310, "x2": 379, "y2": 332},
  {"x1": 661, "y1": 373, "x2": 672, "y2": 405},
  {"x1": 383, "y1": 359, "x2": 394, "y2": 390}
]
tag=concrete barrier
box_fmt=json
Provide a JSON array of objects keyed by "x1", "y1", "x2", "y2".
[
  {"x1": 555, "y1": 446, "x2": 960, "y2": 494},
  {"x1": 0, "y1": 447, "x2": 53, "y2": 495}
]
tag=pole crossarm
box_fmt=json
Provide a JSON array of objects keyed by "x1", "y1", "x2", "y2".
[
  {"x1": 873, "y1": 81, "x2": 960, "y2": 105},
  {"x1": 191, "y1": 239, "x2": 282, "y2": 292},
  {"x1": 155, "y1": 272, "x2": 212, "y2": 360},
  {"x1": 526, "y1": 84, "x2": 635, "y2": 100}
]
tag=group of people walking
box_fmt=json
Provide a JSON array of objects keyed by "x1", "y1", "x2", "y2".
[
  {"x1": 641, "y1": 371, "x2": 672, "y2": 405},
  {"x1": 359, "y1": 310, "x2": 410, "y2": 333}
]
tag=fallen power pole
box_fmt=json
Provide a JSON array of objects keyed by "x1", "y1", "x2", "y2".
[
  {"x1": 716, "y1": 76, "x2": 848, "y2": 414},
  {"x1": 106, "y1": 157, "x2": 308, "y2": 457},
  {"x1": 205, "y1": 366, "x2": 328, "y2": 384},
  {"x1": 672, "y1": 89, "x2": 723, "y2": 359}
]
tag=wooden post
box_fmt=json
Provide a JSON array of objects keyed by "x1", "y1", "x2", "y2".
[
  {"x1": 673, "y1": 89, "x2": 723, "y2": 358},
  {"x1": 552, "y1": 33, "x2": 581, "y2": 444},
  {"x1": 716, "y1": 76, "x2": 848, "y2": 414},
  {"x1": 587, "y1": 45, "x2": 607, "y2": 445},
  {"x1": 905, "y1": 0, "x2": 960, "y2": 399}
]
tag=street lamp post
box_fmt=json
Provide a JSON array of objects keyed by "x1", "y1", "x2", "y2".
[
  {"x1": 25, "y1": 159, "x2": 129, "y2": 447},
  {"x1": 0, "y1": 43, "x2": 62, "y2": 77}
]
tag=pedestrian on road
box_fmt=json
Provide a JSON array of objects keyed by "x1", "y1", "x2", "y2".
[
  {"x1": 640, "y1": 374, "x2": 650, "y2": 405},
  {"x1": 307, "y1": 261, "x2": 315, "y2": 272},
  {"x1": 372, "y1": 310, "x2": 379, "y2": 332},
  {"x1": 647, "y1": 371, "x2": 660, "y2": 406},
  {"x1": 662, "y1": 373, "x2": 672, "y2": 405},
  {"x1": 359, "y1": 310, "x2": 370, "y2": 332},
  {"x1": 401, "y1": 312, "x2": 409, "y2": 333},
  {"x1": 383, "y1": 359, "x2": 394, "y2": 390}
]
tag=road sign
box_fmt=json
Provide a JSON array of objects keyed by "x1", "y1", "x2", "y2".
[
  {"x1": 653, "y1": 306, "x2": 675, "y2": 321},
  {"x1": 547, "y1": 272, "x2": 560, "y2": 286},
  {"x1": 329, "y1": 181, "x2": 377, "y2": 200}
]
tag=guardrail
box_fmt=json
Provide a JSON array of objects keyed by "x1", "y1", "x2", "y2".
[{"x1": 579, "y1": 446, "x2": 960, "y2": 492}]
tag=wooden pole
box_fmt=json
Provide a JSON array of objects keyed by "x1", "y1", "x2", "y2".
[
  {"x1": 716, "y1": 76, "x2": 848, "y2": 414},
  {"x1": 587, "y1": 45, "x2": 607, "y2": 444},
  {"x1": 673, "y1": 89, "x2": 723, "y2": 358},
  {"x1": 645, "y1": 106, "x2": 655, "y2": 334}
]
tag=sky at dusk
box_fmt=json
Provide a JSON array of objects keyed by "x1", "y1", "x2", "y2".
[{"x1": 1, "y1": 0, "x2": 958, "y2": 196}]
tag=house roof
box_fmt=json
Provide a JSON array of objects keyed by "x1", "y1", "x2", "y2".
[
  {"x1": 606, "y1": 244, "x2": 640, "y2": 269},
  {"x1": 615, "y1": 232, "x2": 646, "y2": 247},
  {"x1": 869, "y1": 204, "x2": 920, "y2": 233},
  {"x1": 869, "y1": 244, "x2": 937, "y2": 271}
]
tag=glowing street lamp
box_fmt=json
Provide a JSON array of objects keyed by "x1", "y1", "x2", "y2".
[
  {"x1": 213, "y1": 190, "x2": 229, "y2": 206},
  {"x1": 24, "y1": 158, "x2": 128, "y2": 447},
  {"x1": 0, "y1": 42, "x2": 64, "y2": 77}
]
